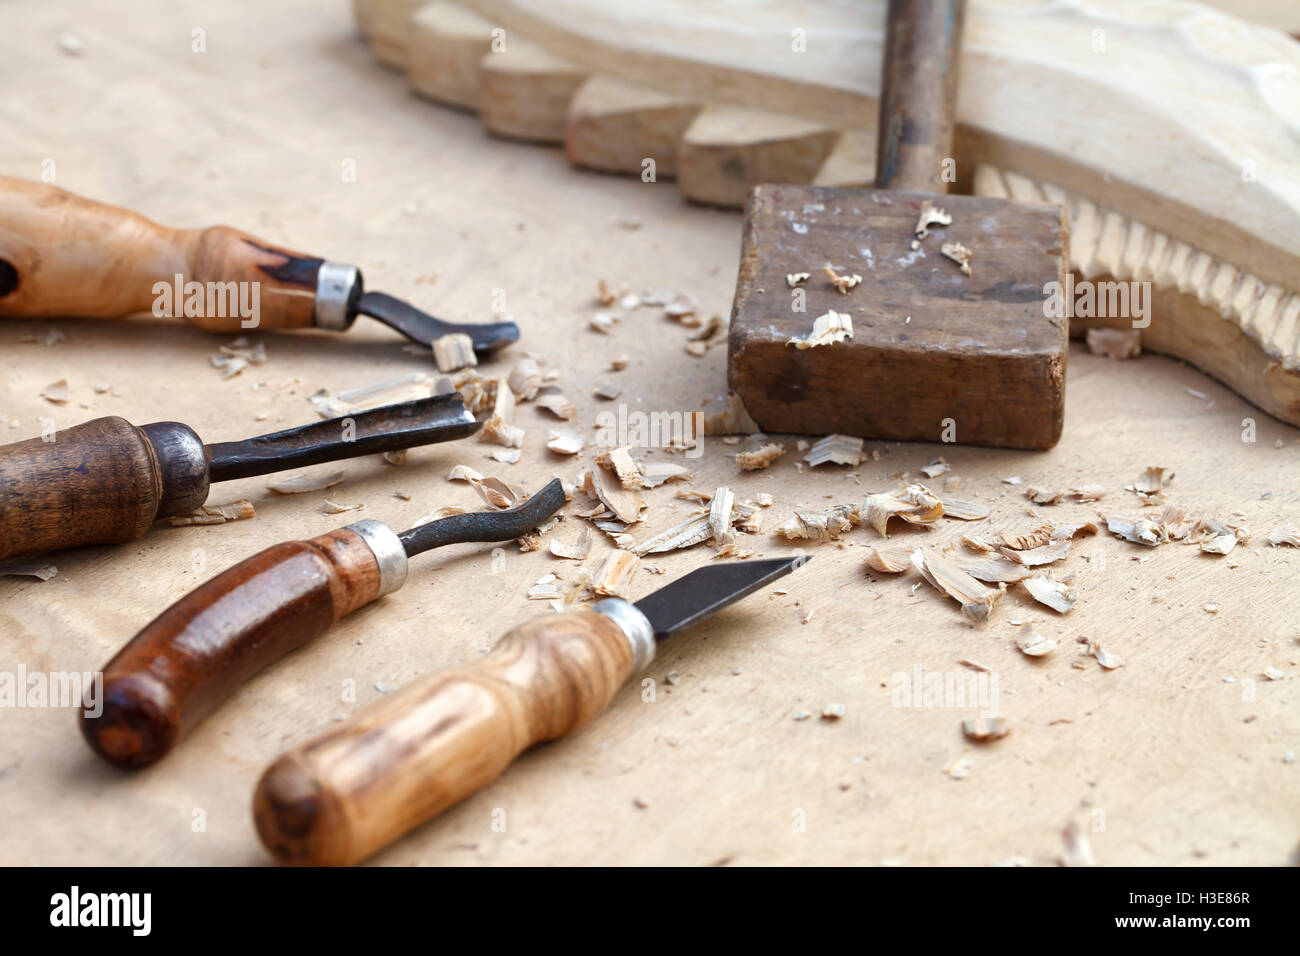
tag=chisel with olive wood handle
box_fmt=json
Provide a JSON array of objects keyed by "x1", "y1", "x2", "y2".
[
  {"x1": 0, "y1": 394, "x2": 478, "y2": 561},
  {"x1": 253, "y1": 555, "x2": 807, "y2": 866},
  {"x1": 81, "y1": 479, "x2": 566, "y2": 770},
  {"x1": 0, "y1": 175, "x2": 518, "y2": 354}
]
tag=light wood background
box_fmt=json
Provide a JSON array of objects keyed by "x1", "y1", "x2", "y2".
[{"x1": 0, "y1": 0, "x2": 1295, "y2": 866}]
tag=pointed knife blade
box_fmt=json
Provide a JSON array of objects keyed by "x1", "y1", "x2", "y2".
[{"x1": 634, "y1": 555, "x2": 809, "y2": 640}]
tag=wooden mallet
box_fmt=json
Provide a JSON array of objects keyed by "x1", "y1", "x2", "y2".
[{"x1": 726, "y1": 0, "x2": 1069, "y2": 450}]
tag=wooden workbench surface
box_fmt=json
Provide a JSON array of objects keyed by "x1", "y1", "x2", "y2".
[{"x1": 1, "y1": 0, "x2": 1295, "y2": 866}]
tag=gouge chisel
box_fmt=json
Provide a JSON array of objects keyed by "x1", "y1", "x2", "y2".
[
  {"x1": 0, "y1": 394, "x2": 479, "y2": 561},
  {"x1": 252, "y1": 554, "x2": 807, "y2": 866},
  {"x1": 0, "y1": 175, "x2": 518, "y2": 355},
  {"x1": 81, "y1": 479, "x2": 566, "y2": 770}
]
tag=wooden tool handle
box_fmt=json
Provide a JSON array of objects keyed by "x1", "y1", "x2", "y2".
[
  {"x1": 82, "y1": 528, "x2": 386, "y2": 769},
  {"x1": 0, "y1": 417, "x2": 209, "y2": 561},
  {"x1": 874, "y1": 0, "x2": 966, "y2": 192},
  {"x1": 253, "y1": 609, "x2": 635, "y2": 866},
  {"x1": 0, "y1": 175, "x2": 324, "y2": 331}
]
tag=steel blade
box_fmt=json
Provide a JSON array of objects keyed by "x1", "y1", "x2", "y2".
[
  {"x1": 397, "y1": 478, "x2": 566, "y2": 558},
  {"x1": 357, "y1": 291, "x2": 520, "y2": 355},
  {"x1": 634, "y1": 556, "x2": 808, "y2": 639}
]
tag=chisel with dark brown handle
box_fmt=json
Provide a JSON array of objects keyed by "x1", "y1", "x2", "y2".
[
  {"x1": 0, "y1": 394, "x2": 479, "y2": 561},
  {"x1": 252, "y1": 555, "x2": 807, "y2": 866},
  {"x1": 0, "y1": 175, "x2": 518, "y2": 354},
  {"x1": 81, "y1": 479, "x2": 566, "y2": 770}
]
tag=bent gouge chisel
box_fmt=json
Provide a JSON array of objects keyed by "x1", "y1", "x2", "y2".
[
  {"x1": 252, "y1": 554, "x2": 808, "y2": 866},
  {"x1": 0, "y1": 394, "x2": 479, "y2": 561},
  {"x1": 81, "y1": 479, "x2": 567, "y2": 770},
  {"x1": 0, "y1": 175, "x2": 518, "y2": 355}
]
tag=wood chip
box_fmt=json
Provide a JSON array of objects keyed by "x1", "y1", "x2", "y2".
[
  {"x1": 786, "y1": 272, "x2": 810, "y2": 287},
  {"x1": 641, "y1": 462, "x2": 691, "y2": 488},
  {"x1": 168, "y1": 499, "x2": 256, "y2": 526},
  {"x1": 1000, "y1": 524, "x2": 1055, "y2": 550},
  {"x1": 913, "y1": 199, "x2": 951, "y2": 240},
  {"x1": 703, "y1": 393, "x2": 760, "y2": 435},
  {"x1": 940, "y1": 497, "x2": 989, "y2": 521},
  {"x1": 592, "y1": 550, "x2": 639, "y2": 599},
  {"x1": 447, "y1": 464, "x2": 485, "y2": 483},
  {"x1": 961, "y1": 717, "x2": 1009, "y2": 742},
  {"x1": 0, "y1": 561, "x2": 58, "y2": 581},
  {"x1": 631, "y1": 513, "x2": 713, "y2": 556},
  {"x1": 528, "y1": 573, "x2": 561, "y2": 600},
  {"x1": 1016, "y1": 630, "x2": 1058, "y2": 657},
  {"x1": 321, "y1": 499, "x2": 364, "y2": 514},
  {"x1": 590, "y1": 311, "x2": 619, "y2": 334},
  {"x1": 1091, "y1": 641, "x2": 1125, "y2": 670},
  {"x1": 480, "y1": 378, "x2": 524, "y2": 448},
  {"x1": 911, "y1": 549, "x2": 1007, "y2": 623},
  {"x1": 506, "y1": 358, "x2": 543, "y2": 400},
  {"x1": 999, "y1": 539, "x2": 1071, "y2": 566},
  {"x1": 593, "y1": 381, "x2": 622, "y2": 401},
  {"x1": 40, "y1": 379, "x2": 70, "y2": 404},
  {"x1": 1104, "y1": 514, "x2": 1162, "y2": 546},
  {"x1": 267, "y1": 470, "x2": 345, "y2": 494},
  {"x1": 864, "y1": 546, "x2": 912, "y2": 573},
  {"x1": 775, "y1": 504, "x2": 858, "y2": 541},
  {"x1": 787, "y1": 310, "x2": 853, "y2": 349},
  {"x1": 609, "y1": 356, "x2": 629, "y2": 371},
  {"x1": 431, "y1": 333, "x2": 477, "y2": 373},
  {"x1": 941, "y1": 241, "x2": 972, "y2": 276},
  {"x1": 920, "y1": 457, "x2": 949, "y2": 478},
  {"x1": 803, "y1": 434, "x2": 863, "y2": 467},
  {"x1": 1021, "y1": 575, "x2": 1078, "y2": 613},
  {"x1": 549, "y1": 527, "x2": 591, "y2": 560},
  {"x1": 1267, "y1": 523, "x2": 1300, "y2": 547},
  {"x1": 708, "y1": 486, "x2": 736, "y2": 548},
  {"x1": 946, "y1": 552, "x2": 1037, "y2": 584},
  {"x1": 590, "y1": 461, "x2": 645, "y2": 524},
  {"x1": 489, "y1": 449, "x2": 520, "y2": 465},
  {"x1": 536, "y1": 392, "x2": 577, "y2": 420},
  {"x1": 597, "y1": 446, "x2": 643, "y2": 489},
  {"x1": 1197, "y1": 517, "x2": 1246, "y2": 555},
  {"x1": 1130, "y1": 465, "x2": 1173, "y2": 503},
  {"x1": 1086, "y1": 327, "x2": 1141, "y2": 359},
  {"x1": 861, "y1": 485, "x2": 943, "y2": 535},
  {"x1": 546, "y1": 430, "x2": 584, "y2": 455},
  {"x1": 823, "y1": 265, "x2": 862, "y2": 294},
  {"x1": 735, "y1": 442, "x2": 785, "y2": 471},
  {"x1": 1060, "y1": 820, "x2": 1097, "y2": 867}
]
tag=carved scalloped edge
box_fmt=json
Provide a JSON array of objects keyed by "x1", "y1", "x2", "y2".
[{"x1": 973, "y1": 164, "x2": 1300, "y2": 374}]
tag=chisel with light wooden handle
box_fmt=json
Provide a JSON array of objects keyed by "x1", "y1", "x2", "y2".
[
  {"x1": 252, "y1": 555, "x2": 807, "y2": 866},
  {"x1": 0, "y1": 175, "x2": 517, "y2": 353},
  {"x1": 81, "y1": 479, "x2": 566, "y2": 770},
  {"x1": 0, "y1": 394, "x2": 479, "y2": 561}
]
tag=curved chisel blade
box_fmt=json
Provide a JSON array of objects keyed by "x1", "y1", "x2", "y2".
[
  {"x1": 635, "y1": 555, "x2": 809, "y2": 640},
  {"x1": 357, "y1": 291, "x2": 520, "y2": 355},
  {"x1": 397, "y1": 478, "x2": 566, "y2": 558}
]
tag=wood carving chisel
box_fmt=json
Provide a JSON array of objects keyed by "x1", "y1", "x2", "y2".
[
  {"x1": 0, "y1": 175, "x2": 518, "y2": 355},
  {"x1": 252, "y1": 554, "x2": 808, "y2": 866},
  {"x1": 727, "y1": 0, "x2": 1069, "y2": 449},
  {"x1": 81, "y1": 479, "x2": 566, "y2": 770},
  {"x1": 0, "y1": 394, "x2": 480, "y2": 561}
]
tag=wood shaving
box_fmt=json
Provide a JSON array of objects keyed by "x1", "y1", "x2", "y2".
[
  {"x1": 703, "y1": 393, "x2": 760, "y2": 435},
  {"x1": 506, "y1": 358, "x2": 544, "y2": 401},
  {"x1": 1267, "y1": 523, "x2": 1300, "y2": 547},
  {"x1": 821, "y1": 703, "x2": 845, "y2": 720},
  {"x1": 823, "y1": 265, "x2": 862, "y2": 294},
  {"x1": 864, "y1": 546, "x2": 913, "y2": 574},
  {"x1": 468, "y1": 476, "x2": 516, "y2": 509},
  {"x1": 431, "y1": 333, "x2": 477, "y2": 373},
  {"x1": 489, "y1": 449, "x2": 520, "y2": 465},
  {"x1": 946, "y1": 552, "x2": 1036, "y2": 584},
  {"x1": 0, "y1": 561, "x2": 58, "y2": 581},
  {"x1": 210, "y1": 339, "x2": 267, "y2": 379},
  {"x1": 708, "y1": 486, "x2": 736, "y2": 549},
  {"x1": 960, "y1": 534, "x2": 995, "y2": 552},
  {"x1": 447, "y1": 464, "x2": 485, "y2": 483},
  {"x1": 775, "y1": 504, "x2": 858, "y2": 542},
  {"x1": 592, "y1": 550, "x2": 639, "y2": 599},
  {"x1": 167, "y1": 499, "x2": 256, "y2": 526},
  {"x1": 589, "y1": 311, "x2": 620, "y2": 334},
  {"x1": 940, "y1": 497, "x2": 989, "y2": 521},
  {"x1": 592, "y1": 381, "x2": 622, "y2": 401},
  {"x1": 1129, "y1": 465, "x2": 1173, "y2": 503},
  {"x1": 1196, "y1": 517, "x2": 1247, "y2": 555},
  {"x1": 787, "y1": 310, "x2": 853, "y2": 350},
  {"x1": 641, "y1": 462, "x2": 691, "y2": 488},
  {"x1": 1104, "y1": 514, "x2": 1161, "y2": 546},
  {"x1": 547, "y1": 430, "x2": 584, "y2": 455},
  {"x1": 913, "y1": 200, "x2": 951, "y2": 240},
  {"x1": 596, "y1": 446, "x2": 643, "y2": 489},
  {"x1": 735, "y1": 442, "x2": 785, "y2": 471},
  {"x1": 549, "y1": 527, "x2": 592, "y2": 560},
  {"x1": 596, "y1": 279, "x2": 616, "y2": 307},
  {"x1": 911, "y1": 549, "x2": 1007, "y2": 624},
  {"x1": 944, "y1": 754, "x2": 974, "y2": 780},
  {"x1": 40, "y1": 379, "x2": 70, "y2": 404},
  {"x1": 1091, "y1": 641, "x2": 1125, "y2": 670},
  {"x1": 999, "y1": 539, "x2": 1071, "y2": 566},
  {"x1": 804, "y1": 434, "x2": 863, "y2": 467},
  {"x1": 1086, "y1": 327, "x2": 1141, "y2": 359},
  {"x1": 733, "y1": 503, "x2": 762, "y2": 534},
  {"x1": 786, "y1": 272, "x2": 810, "y2": 287},
  {"x1": 1021, "y1": 575, "x2": 1078, "y2": 613},
  {"x1": 941, "y1": 241, "x2": 972, "y2": 275},
  {"x1": 590, "y1": 461, "x2": 645, "y2": 524},
  {"x1": 961, "y1": 717, "x2": 1009, "y2": 742},
  {"x1": 528, "y1": 573, "x2": 561, "y2": 600},
  {"x1": 1016, "y1": 630, "x2": 1058, "y2": 657},
  {"x1": 1051, "y1": 521, "x2": 1099, "y2": 540},
  {"x1": 861, "y1": 485, "x2": 943, "y2": 536},
  {"x1": 631, "y1": 513, "x2": 713, "y2": 556},
  {"x1": 1000, "y1": 525, "x2": 1055, "y2": 550},
  {"x1": 480, "y1": 378, "x2": 524, "y2": 448},
  {"x1": 920, "y1": 458, "x2": 949, "y2": 478},
  {"x1": 535, "y1": 392, "x2": 576, "y2": 420},
  {"x1": 663, "y1": 292, "x2": 699, "y2": 324},
  {"x1": 754, "y1": 493, "x2": 774, "y2": 508},
  {"x1": 320, "y1": 499, "x2": 364, "y2": 514},
  {"x1": 261, "y1": 466, "x2": 347, "y2": 494},
  {"x1": 1060, "y1": 821, "x2": 1097, "y2": 867}
]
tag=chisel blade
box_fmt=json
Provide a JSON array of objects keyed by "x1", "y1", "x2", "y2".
[
  {"x1": 634, "y1": 555, "x2": 808, "y2": 640},
  {"x1": 356, "y1": 291, "x2": 520, "y2": 356}
]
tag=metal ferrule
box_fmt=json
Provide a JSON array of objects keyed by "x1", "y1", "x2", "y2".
[
  {"x1": 139, "y1": 421, "x2": 211, "y2": 517},
  {"x1": 344, "y1": 520, "x2": 409, "y2": 598},
  {"x1": 591, "y1": 598, "x2": 656, "y2": 674},
  {"x1": 314, "y1": 261, "x2": 361, "y2": 331}
]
